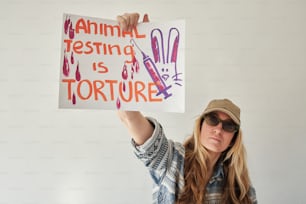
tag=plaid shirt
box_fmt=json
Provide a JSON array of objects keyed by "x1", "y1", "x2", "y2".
[{"x1": 132, "y1": 117, "x2": 257, "y2": 204}]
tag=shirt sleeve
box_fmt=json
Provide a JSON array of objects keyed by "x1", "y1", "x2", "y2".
[
  {"x1": 249, "y1": 185, "x2": 258, "y2": 204},
  {"x1": 131, "y1": 117, "x2": 185, "y2": 197},
  {"x1": 131, "y1": 117, "x2": 172, "y2": 172}
]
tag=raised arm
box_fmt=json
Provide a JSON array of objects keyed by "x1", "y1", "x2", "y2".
[
  {"x1": 116, "y1": 13, "x2": 152, "y2": 145},
  {"x1": 117, "y1": 111, "x2": 154, "y2": 145}
]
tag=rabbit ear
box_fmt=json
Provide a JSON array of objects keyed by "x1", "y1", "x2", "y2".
[
  {"x1": 151, "y1": 29, "x2": 165, "y2": 63},
  {"x1": 151, "y1": 36, "x2": 159, "y2": 63},
  {"x1": 167, "y1": 28, "x2": 180, "y2": 63},
  {"x1": 171, "y1": 36, "x2": 179, "y2": 62}
]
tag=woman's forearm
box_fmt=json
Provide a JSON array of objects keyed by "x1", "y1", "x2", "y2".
[{"x1": 117, "y1": 110, "x2": 154, "y2": 145}]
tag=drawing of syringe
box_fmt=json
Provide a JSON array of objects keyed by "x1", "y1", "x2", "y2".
[{"x1": 131, "y1": 39, "x2": 172, "y2": 99}]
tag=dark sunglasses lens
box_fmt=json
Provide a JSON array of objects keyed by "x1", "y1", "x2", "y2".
[
  {"x1": 223, "y1": 121, "x2": 237, "y2": 132},
  {"x1": 206, "y1": 114, "x2": 238, "y2": 132},
  {"x1": 206, "y1": 114, "x2": 219, "y2": 126}
]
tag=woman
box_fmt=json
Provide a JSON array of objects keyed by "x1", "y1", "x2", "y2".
[{"x1": 117, "y1": 13, "x2": 257, "y2": 204}]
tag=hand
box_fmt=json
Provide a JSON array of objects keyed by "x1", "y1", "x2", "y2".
[
  {"x1": 116, "y1": 13, "x2": 154, "y2": 145},
  {"x1": 117, "y1": 13, "x2": 149, "y2": 32}
]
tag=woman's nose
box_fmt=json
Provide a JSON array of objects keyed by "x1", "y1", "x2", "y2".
[{"x1": 214, "y1": 122, "x2": 223, "y2": 133}]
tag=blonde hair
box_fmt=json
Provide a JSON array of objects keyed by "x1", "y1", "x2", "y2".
[{"x1": 177, "y1": 114, "x2": 253, "y2": 204}]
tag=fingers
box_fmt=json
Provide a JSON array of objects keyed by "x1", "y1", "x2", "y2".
[
  {"x1": 143, "y1": 14, "x2": 149, "y2": 23},
  {"x1": 117, "y1": 13, "x2": 140, "y2": 32},
  {"x1": 117, "y1": 13, "x2": 150, "y2": 32},
  {"x1": 130, "y1": 13, "x2": 140, "y2": 29}
]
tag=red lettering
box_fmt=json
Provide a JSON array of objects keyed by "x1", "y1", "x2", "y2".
[
  {"x1": 62, "y1": 79, "x2": 76, "y2": 99},
  {"x1": 133, "y1": 27, "x2": 146, "y2": 38},
  {"x1": 93, "y1": 80, "x2": 107, "y2": 101},
  {"x1": 92, "y1": 62, "x2": 108, "y2": 74},
  {"x1": 105, "y1": 80, "x2": 117, "y2": 100},
  {"x1": 123, "y1": 27, "x2": 146, "y2": 38},
  {"x1": 77, "y1": 79, "x2": 92, "y2": 100},
  {"x1": 73, "y1": 41, "x2": 83, "y2": 54},
  {"x1": 148, "y1": 82, "x2": 162, "y2": 102},
  {"x1": 74, "y1": 17, "x2": 145, "y2": 38},
  {"x1": 104, "y1": 24, "x2": 120, "y2": 37},
  {"x1": 85, "y1": 41, "x2": 94, "y2": 54},
  {"x1": 119, "y1": 81, "x2": 133, "y2": 102},
  {"x1": 63, "y1": 39, "x2": 72, "y2": 52},
  {"x1": 62, "y1": 79, "x2": 163, "y2": 103},
  {"x1": 134, "y1": 81, "x2": 147, "y2": 102},
  {"x1": 92, "y1": 42, "x2": 103, "y2": 54},
  {"x1": 75, "y1": 18, "x2": 88, "y2": 34}
]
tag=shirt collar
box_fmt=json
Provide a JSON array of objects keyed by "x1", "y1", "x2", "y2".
[{"x1": 209, "y1": 155, "x2": 225, "y2": 184}]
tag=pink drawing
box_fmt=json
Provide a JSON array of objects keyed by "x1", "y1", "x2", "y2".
[
  {"x1": 64, "y1": 15, "x2": 75, "y2": 39},
  {"x1": 116, "y1": 97, "x2": 121, "y2": 109},
  {"x1": 69, "y1": 22, "x2": 75, "y2": 39},
  {"x1": 72, "y1": 92, "x2": 76, "y2": 105},
  {"x1": 75, "y1": 61, "x2": 81, "y2": 81},
  {"x1": 131, "y1": 55, "x2": 140, "y2": 73},
  {"x1": 64, "y1": 16, "x2": 71, "y2": 35},
  {"x1": 121, "y1": 63, "x2": 128, "y2": 80},
  {"x1": 122, "y1": 82, "x2": 126, "y2": 92},
  {"x1": 151, "y1": 28, "x2": 182, "y2": 86},
  {"x1": 62, "y1": 51, "x2": 70, "y2": 77},
  {"x1": 71, "y1": 51, "x2": 74, "y2": 64}
]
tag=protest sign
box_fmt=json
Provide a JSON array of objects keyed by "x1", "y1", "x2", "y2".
[{"x1": 59, "y1": 13, "x2": 185, "y2": 112}]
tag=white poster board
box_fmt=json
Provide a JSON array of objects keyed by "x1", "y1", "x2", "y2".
[{"x1": 59, "y1": 13, "x2": 185, "y2": 112}]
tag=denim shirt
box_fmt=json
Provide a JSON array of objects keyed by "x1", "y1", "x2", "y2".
[{"x1": 132, "y1": 117, "x2": 257, "y2": 204}]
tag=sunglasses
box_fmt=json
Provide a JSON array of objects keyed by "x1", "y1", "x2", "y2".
[{"x1": 204, "y1": 113, "x2": 239, "y2": 133}]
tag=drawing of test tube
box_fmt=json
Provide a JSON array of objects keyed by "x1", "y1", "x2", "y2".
[{"x1": 131, "y1": 39, "x2": 172, "y2": 99}]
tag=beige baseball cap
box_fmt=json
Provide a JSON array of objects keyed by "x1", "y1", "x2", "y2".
[{"x1": 203, "y1": 99, "x2": 240, "y2": 125}]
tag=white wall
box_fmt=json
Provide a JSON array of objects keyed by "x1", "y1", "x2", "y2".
[{"x1": 1, "y1": 0, "x2": 306, "y2": 203}]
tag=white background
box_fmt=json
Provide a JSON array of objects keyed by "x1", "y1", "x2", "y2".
[{"x1": 1, "y1": 0, "x2": 306, "y2": 203}]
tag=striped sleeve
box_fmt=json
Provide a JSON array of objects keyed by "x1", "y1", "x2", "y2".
[
  {"x1": 249, "y1": 185, "x2": 258, "y2": 204},
  {"x1": 131, "y1": 117, "x2": 185, "y2": 203},
  {"x1": 131, "y1": 117, "x2": 170, "y2": 172}
]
